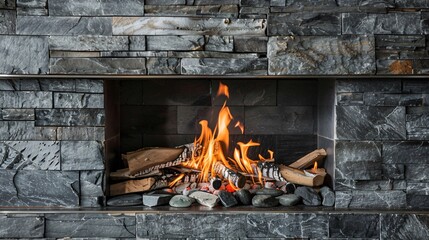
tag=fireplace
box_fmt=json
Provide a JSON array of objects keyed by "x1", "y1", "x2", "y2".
[{"x1": 2, "y1": 0, "x2": 429, "y2": 238}]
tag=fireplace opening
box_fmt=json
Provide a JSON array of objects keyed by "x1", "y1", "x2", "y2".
[{"x1": 104, "y1": 78, "x2": 335, "y2": 208}]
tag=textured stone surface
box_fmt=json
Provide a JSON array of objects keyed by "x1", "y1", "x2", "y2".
[
  {"x1": 294, "y1": 187, "x2": 321, "y2": 206},
  {"x1": 381, "y1": 214, "x2": 429, "y2": 240},
  {"x1": 330, "y1": 214, "x2": 379, "y2": 238},
  {"x1": 136, "y1": 213, "x2": 245, "y2": 238},
  {"x1": 383, "y1": 141, "x2": 429, "y2": 164},
  {"x1": 57, "y1": 127, "x2": 104, "y2": 140},
  {"x1": 0, "y1": 141, "x2": 60, "y2": 170},
  {"x1": 206, "y1": 36, "x2": 233, "y2": 52},
  {"x1": 0, "y1": 10, "x2": 15, "y2": 34},
  {"x1": 107, "y1": 194, "x2": 142, "y2": 206},
  {"x1": 277, "y1": 194, "x2": 301, "y2": 206},
  {"x1": 246, "y1": 213, "x2": 328, "y2": 238},
  {"x1": 0, "y1": 121, "x2": 56, "y2": 141},
  {"x1": 252, "y1": 194, "x2": 279, "y2": 207},
  {"x1": 337, "y1": 93, "x2": 364, "y2": 105},
  {"x1": 364, "y1": 93, "x2": 424, "y2": 106},
  {"x1": 45, "y1": 214, "x2": 136, "y2": 238},
  {"x1": 0, "y1": 215, "x2": 44, "y2": 238},
  {"x1": 343, "y1": 12, "x2": 422, "y2": 34},
  {"x1": 0, "y1": 0, "x2": 16, "y2": 9},
  {"x1": 268, "y1": 36, "x2": 375, "y2": 75},
  {"x1": 49, "y1": 36, "x2": 129, "y2": 51},
  {"x1": 337, "y1": 79, "x2": 401, "y2": 93},
  {"x1": 61, "y1": 141, "x2": 104, "y2": 170},
  {"x1": 182, "y1": 58, "x2": 267, "y2": 75},
  {"x1": 336, "y1": 179, "x2": 406, "y2": 191},
  {"x1": 35, "y1": 109, "x2": 105, "y2": 126},
  {"x1": 234, "y1": 36, "x2": 267, "y2": 53},
  {"x1": 76, "y1": 79, "x2": 104, "y2": 93},
  {"x1": 147, "y1": 36, "x2": 204, "y2": 51},
  {"x1": 405, "y1": 164, "x2": 429, "y2": 181},
  {"x1": 335, "y1": 191, "x2": 406, "y2": 209},
  {"x1": 336, "y1": 106, "x2": 406, "y2": 140},
  {"x1": 269, "y1": 13, "x2": 340, "y2": 35},
  {"x1": 169, "y1": 195, "x2": 194, "y2": 208},
  {"x1": 256, "y1": 188, "x2": 283, "y2": 197},
  {"x1": 376, "y1": 35, "x2": 426, "y2": 49},
  {"x1": 50, "y1": 58, "x2": 146, "y2": 74},
  {"x1": 218, "y1": 190, "x2": 238, "y2": 207},
  {"x1": 320, "y1": 186, "x2": 335, "y2": 206},
  {"x1": 49, "y1": 0, "x2": 144, "y2": 16},
  {"x1": 407, "y1": 113, "x2": 429, "y2": 140},
  {"x1": 144, "y1": 5, "x2": 238, "y2": 18},
  {"x1": 189, "y1": 191, "x2": 219, "y2": 207},
  {"x1": 54, "y1": 93, "x2": 104, "y2": 108},
  {"x1": 112, "y1": 17, "x2": 266, "y2": 36},
  {"x1": 80, "y1": 170, "x2": 104, "y2": 197},
  {"x1": 0, "y1": 170, "x2": 79, "y2": 207},
  {"x1": 147, "y1": 58, "x2": 181, "y2": 75},
  {"x1": 235, "y1": 189, "x2": 252, "y2": 205},
  {"x1": 335, "y1": 141, "x2": 382, "y2": 180},
  {"x1": 383, "y1": 164, "x2": 405, "y2": 180},
  {"x1": 0, "y1": 36, "x2": 48, "y2": 74},
  {"x1": 246, "y1": 106, "x2": 314, "y2": 134},
  {"x1": 0, "y1": 91, "x2": 52, "y2": 108},
  {"x1": 143, "y1": 194, "x2": 172, "y2": 207},
  {"x1": 17, "y1": 16, "x2": 111, "y2": 35},
  {"x1": 1, "y1": 109, "x2": 34, "y2": 120}
]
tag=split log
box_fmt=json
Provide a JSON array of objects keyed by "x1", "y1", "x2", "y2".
[
  {"x1": 289, "y1": 149, "x2": 327, "y2": 170},
  {"x1": 214, "y1": 161, "x2": 246, "y2": 188},
  {"x1": 110, "y1": 168, "x2": 162, "y2": 180},
  {"x1": 279, "y1": 165, "x2": 324, "y2": 187},
  {"x1": 131, "y1": 143, "x2": 197, "y2": 176},
  {"x1": 110, "y1": 177, "x2": 156, "y2": 196},
  {"x1": 124, "y1": 147, "x2": 185, "y2": 175}
]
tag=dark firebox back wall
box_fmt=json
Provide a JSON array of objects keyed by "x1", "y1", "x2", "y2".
[{"x1": 119, "y1": 79, "x2": 318, "y2": 167}]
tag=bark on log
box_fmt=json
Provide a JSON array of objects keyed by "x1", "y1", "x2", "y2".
[
  {"x1": 110, "y1": 168, "x2": 162, "y2": 180},
  {"x1": 257, "y1": 162, "x2": 286, "y2": 182},
  {"x1": 289, "y1": 149, "x2": 327, "y2": 169},
  {"x1": 279, "y1": 165, "x2": 324, "y2": 187},
  {"x1": 214, "y1": 161, "x2": 246, "y2": 188}
]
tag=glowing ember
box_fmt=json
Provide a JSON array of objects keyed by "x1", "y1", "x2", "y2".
[{"x1": 182, "y1": 82, "x2": 273, "y2": 188}]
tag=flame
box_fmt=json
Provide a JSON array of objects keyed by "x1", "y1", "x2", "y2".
[
  {"x1": 181, "y1": 82, "x2": 273, "y2": 188},
  {"x1": 217, "y1": 82, "x2": 229, "y2": 98},
  {"x1": 312, "y1": 162, "x2": 318, "y2": 172},
  {"x1": 169, "y1": 173, "x2": 185, "y2": 188}
]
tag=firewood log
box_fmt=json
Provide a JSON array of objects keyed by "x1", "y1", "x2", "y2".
[
  {"x1": 214, "y1": 161, "x2": 246, "y2": 188},
  {"x1": 110, "y1": 177, "x2": 156, "y2": 196},
  {"x1": 289, "y1": 149, "x2": 327, "y2": 170},
  {"x1": 110, "y1": 168, "x2": 162, "y2": 180},
  {"x1": 278, "y1": 165, "x2": 324, "y2": 187},
  {"x1": 257, "y1": 162, "x2": 286, "y2": 182}
]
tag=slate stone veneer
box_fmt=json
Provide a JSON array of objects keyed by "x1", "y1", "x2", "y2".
[{"x1": 2, "y1": 0, "x2": 429, "y2": 239}]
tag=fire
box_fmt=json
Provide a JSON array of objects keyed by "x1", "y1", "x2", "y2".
[
  {"x1": 182, "y1": 82, "x2": 273, "y2": 188},
  {"x1": 312, "y1": 162, "x2": 318, "y2": 172}
]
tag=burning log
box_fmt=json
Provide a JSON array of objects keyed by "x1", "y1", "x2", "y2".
[
  {"x1": 278, "y1": 165, "x2": 325, "y2": 187},
  {"x1": 289, "y1": 149, "x2": 327, "y2": 169},
  {"x1": 257, "y1": 162, "x2": 286, "y2": 182},
  {"x1": 214, "y1": 161, "x2": 246, "y2": 188}
]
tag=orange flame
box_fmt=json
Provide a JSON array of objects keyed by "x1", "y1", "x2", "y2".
[
  {"x1": 182, "y1": 82, "x2": 273, "y2": 188},
  {"x1": 312, "y1": 162, "x2": 318, "y2": 172},
  {"x1": 234, "y1": 121, "x2": 244, "y2": 134}
]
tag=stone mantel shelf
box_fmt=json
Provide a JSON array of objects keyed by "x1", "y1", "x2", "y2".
[
  {"x1": 0, "y1": 74, "x2": 429, "y2": 79},
  {"x1": 1, "y1": 206, "x2": 428, "y2": 214}
]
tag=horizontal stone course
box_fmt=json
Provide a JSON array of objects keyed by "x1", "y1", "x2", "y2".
[
  {"x1": 0, "y1": 91, "x2": 52, "y2": 108},
  {"x1": 181, "y1": 58, "x2": 268, "y2": 75},
  {"x1": 48, "y1": 36, "x2": 129, "y2": 51},
  {"x1": 144, "y1": 5, "x2": 238, "y2": 18},
  {"x1": 35, "y1": 109, "x2": 105, "y2": 126},
  {"x1": 269, "y1": 12, "x2": 341, "y2": 36},
  {"x1": 0, "y1": 215, "x2": 44, "y2": 238},
  {"x1": 0, "y1": 10, "x2": 15, "y2": 34},
  {"x1": 146, "y1": 35, "x2": 204, "y2": 51},
  {"x1": 268, "y1": 36, "x2": 375, "y2": 75},
  {"x1": 48, "y1": 0, "x2": 144, "y2": 16},
  {"x1": 17, "y1": 16, "x2": 112, "y2": 35},
  {"x1": 335, "y1": 190, "x2": 407, "y2": 209},
  {"x1": 54, "y1": 92, "x2": 104, "y2": 108},
  {"x1": 0, "y1": 121, "x2": 56, "y2": 141},
  {"x1": 50, "y1": 58, "x2": 146, "y2": 74},
  {"x1": 112, "y1": 17, "x2": 266, "y2": 36}
]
